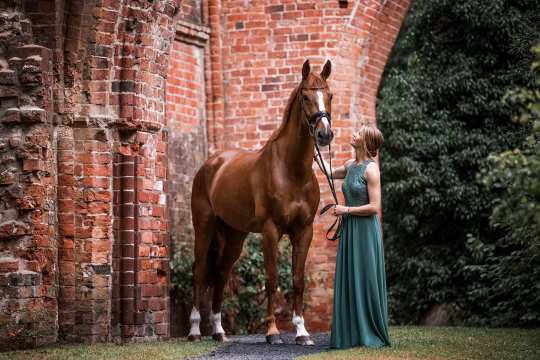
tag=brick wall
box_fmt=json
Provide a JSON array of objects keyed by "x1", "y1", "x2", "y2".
[
  {"x1": 0, "y1": 0, "x2": 408, "y2": 348},
  {"x1": 0, "y1": 3, "x2": 58, "y2": 348},
  {"x1": 165, "y1": 2, "x2": 211, "y2": 336},
  {"x1": 203, "y1": 0, "x2": 411, "y2": 330},
  {"x1": 59, "y1": 0, "x2": 179, "y2": 342},
  {"x1": 0, "y1": 0, "x2": 182, "y2": 348},
  {"x1": 166, "y1": 37, "x2": 208, "y2": 249}
]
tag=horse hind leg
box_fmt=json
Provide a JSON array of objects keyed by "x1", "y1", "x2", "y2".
[
  {"x1": 188, "y1": 184, "x2": 217, "y2": 341},
  {"x1": 210, "y1": 225, "x2": 247, "y2": 342}
]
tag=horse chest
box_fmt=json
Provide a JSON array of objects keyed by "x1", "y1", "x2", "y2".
[{"x1": 269, "y1": 183, "x2": 317, "y2": 226}]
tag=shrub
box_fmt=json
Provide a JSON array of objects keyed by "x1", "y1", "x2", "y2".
[{"x1": 377, "y1": 0, "x2": 539, "y2": 325}]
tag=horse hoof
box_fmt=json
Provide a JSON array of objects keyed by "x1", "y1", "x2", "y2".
[
  {"x1": 266, "y1": 334, "x2": 283, "y2": 344},
  {"x1": 187, "y1": 334, "x2": 201, "y2": 342},
  {"x1": 296, "y1": 336, "x2": 315, "y2": 346},
  {"x1": 212, "y1": 333, "x2": 230, "y2": 342}
]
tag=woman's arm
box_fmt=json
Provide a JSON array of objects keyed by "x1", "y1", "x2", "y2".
[
  {"x1": 313, "y1": 157, "x2": 353, "y2": 180},
  {"x1": 334, "y1": 162, "x2": 381, "y2": 216}
]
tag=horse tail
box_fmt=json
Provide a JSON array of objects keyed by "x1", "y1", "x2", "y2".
[{"x1": 191, "y1": 159, "x2": 222, "y2": 295}]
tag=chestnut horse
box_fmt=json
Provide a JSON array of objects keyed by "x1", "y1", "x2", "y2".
[{"x1": 187, "y1": 60, "x2": 334, "y2": 346}]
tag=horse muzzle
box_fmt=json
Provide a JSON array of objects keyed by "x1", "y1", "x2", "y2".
[{"x1": 315, "y1": 116, "x2": 334, "y2": 146}]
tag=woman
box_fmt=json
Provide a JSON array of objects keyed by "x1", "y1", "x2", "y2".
[{"x1": 316, "y1": 124, "x2": 391, "y2": 349}]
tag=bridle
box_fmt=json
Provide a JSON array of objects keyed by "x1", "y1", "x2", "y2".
[
  {"x1": 299, "y1": 87, "x2": 332, "y2": 137},
  {"x1": 299, "y1": 86, "x2": 341, "y2": 241}
]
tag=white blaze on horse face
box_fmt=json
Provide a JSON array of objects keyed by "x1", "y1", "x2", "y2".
[
  {"x1": 189, "y1": 307, "x2": 201, "y2": 337},
  {"x1": 317, "y1": 91, "x2": 330, "y2": 132},
  {"x1": 292, "y1": 312, "x2": 313, "y2": 343},
  {"x1": 211, "y1": 312, "x2": 225, "y2": 335}
]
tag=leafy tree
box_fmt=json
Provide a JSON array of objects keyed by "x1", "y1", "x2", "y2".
[
  {"x1": 464, "y1": 45, "x2": 540, "y2": 327},
  {"x1": 377, "y1": 0, "x2": 540, "y2": 324}
]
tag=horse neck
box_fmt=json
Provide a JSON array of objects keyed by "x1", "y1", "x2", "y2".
[{"x1": 272, "y1": 99, "x2": 315, "y2": 172}]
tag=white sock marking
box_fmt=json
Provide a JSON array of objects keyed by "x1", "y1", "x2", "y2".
[
  {"x1": 189, "y1": 307, "x2": 201, "y2": 337},
  {"x1": 211, "y1": 312, "x2": 225, "y2": 335},
  {"x1": 292, "y1": 312, "x2": 310, "y2": 338}
]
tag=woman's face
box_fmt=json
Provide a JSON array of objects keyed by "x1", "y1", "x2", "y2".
[{"x1": 350, "y1": 127, "x2": 365, "y2": 148}]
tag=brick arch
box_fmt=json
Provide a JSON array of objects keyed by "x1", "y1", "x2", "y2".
[
  {"x1": 194, "y1": 0, "x2": 410, "y2": 331},
  {"x1": 0, "y1": 0, "x2": 409, "y2": 348},
  {"x1": 307, "y1": 0, "x2": 411, "y2": 330}
]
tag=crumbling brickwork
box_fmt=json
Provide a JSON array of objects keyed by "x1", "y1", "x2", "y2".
[
  {"x1": 0, "y1": 0, "x2": 409, "y2": 348},
  {"x1": 0, "y1": 4, "x2": 58, "y2": 348},
  {"x1": 0, "y1": 0, "x2": 181, "y2": 348}
]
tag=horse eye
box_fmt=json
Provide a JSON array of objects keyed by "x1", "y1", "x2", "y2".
[{"x1": 302, "y1": 95, "x2": 309, "y2": 101}]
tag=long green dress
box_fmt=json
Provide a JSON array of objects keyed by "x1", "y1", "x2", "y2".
[{"x1": 330, "y1": 159, "x2": 391, "y2": 349}]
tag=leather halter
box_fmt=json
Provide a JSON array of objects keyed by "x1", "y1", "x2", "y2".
[
  {"x1": 299, "y1": 87, "x2": 332, "y2": 137},
  {"x1": 299, "y1": 86, "x2": 341, "y2": 241}
]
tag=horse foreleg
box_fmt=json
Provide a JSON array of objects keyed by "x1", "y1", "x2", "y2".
[
  {"x1": 291, "y1": 225, "x2": 315, "y2": 346},
  {"x1": 210, "y1": 227, "x2": 246, "y2": 342},
  {"x1": 262, "y1": 221, "x2": 283, "y2": 344}
]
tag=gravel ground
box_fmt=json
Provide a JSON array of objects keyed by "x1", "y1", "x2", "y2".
[{"x1": 188, "y1": 332, "x2": 331, "y2": 360}]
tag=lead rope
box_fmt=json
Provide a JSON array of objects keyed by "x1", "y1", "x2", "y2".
[
  {"x1": 300, "y1": 89, "x2": 342, "y2": 241},
  {"x1": 313, "y1": 140, "x2": 342, "y2": 241}
]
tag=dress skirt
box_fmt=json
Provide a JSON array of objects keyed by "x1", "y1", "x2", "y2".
[{"x1": 330, "y1": 214, "x2": 391, "y2": 349}]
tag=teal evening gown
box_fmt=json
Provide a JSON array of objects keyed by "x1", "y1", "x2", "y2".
[{"x1": 330, "y1": 159, "x2": 391, "y2": 349}]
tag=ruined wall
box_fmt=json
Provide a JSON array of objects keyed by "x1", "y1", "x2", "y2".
[
  {"x1": 0, "y1": 0, "x2": 409, "y2": 348},
  {"x1": 0, "y1": 0, "x2": 182, "y2": 348},
  {"x1": 0, "y1": 3, "x2": 58, "y2": 348},
  {"x1": 58, "y1": 0, "x2": 179, "y2": 343}
]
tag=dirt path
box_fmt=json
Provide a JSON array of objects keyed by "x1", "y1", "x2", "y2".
[{"x1": 188, "y1": 332, "x2": 331, "y2": 360}]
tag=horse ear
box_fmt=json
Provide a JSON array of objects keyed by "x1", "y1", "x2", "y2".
[
  {"x1": 321, "y1": 59, "x2": 332, "y2": 80},
  {"x1": 302, "y1": 59, "x2": 310, "y2": 81}
]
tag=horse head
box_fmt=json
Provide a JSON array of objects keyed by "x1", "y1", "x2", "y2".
[{"x1": 299, "y1": 59, "x2": 334, "y2": 146}]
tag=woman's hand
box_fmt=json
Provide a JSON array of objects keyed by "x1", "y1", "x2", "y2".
[{"x1": 333, "y1": 205, "x2": 349, "y2": 216}]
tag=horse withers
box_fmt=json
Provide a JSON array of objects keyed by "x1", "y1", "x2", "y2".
[{"x1": 187, "y1": 59, "x2": 334, "y2": 346}]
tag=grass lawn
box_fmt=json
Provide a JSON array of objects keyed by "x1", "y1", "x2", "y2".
[
  {"x1": 299, "y1": 326, "x2": 540, "y2": 360},
  {"x1": 1, "y1": 326, "x2": 538, "y2": 360},
  {"x1": 0, "y1": 338, "x2": 220, "y2": 360}
]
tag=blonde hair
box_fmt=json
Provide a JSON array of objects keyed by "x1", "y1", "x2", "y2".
[{"x1": 360, "y1": 124, "x2": 384, "y2": 158}]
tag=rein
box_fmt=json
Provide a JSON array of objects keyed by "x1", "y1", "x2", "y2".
[
  {"x1": 313, "y1": 141, "x2": 341, "y2": 241},
  {"x1": 299, "y1": 87, "x2": 341, "y2": 241}
]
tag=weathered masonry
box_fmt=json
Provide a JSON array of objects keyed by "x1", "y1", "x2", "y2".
[{"x1": 0, "y1": 0, "x2": 409, "y2": 348}]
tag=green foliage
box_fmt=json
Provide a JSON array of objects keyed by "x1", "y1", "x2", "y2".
[
  {"x1": 170, "y1": 233, "x2": 296, "y2": 334},
  {"x1": 222, "y1": 233, "x2": 294, "y2": 334},
  {"x1": 377, "y1": 0, "x2": 540, "y2": 325},
  {"x1": 463, "y1": 45, "x2": 540, "y2": 327}
]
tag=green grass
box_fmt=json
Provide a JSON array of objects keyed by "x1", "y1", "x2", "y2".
[
  {"x1": 299, "y1": 326, "x2": 540, "y2": 360},
  {"x1": 1, "y1": 327, "x2": 538, "y2": 360},
  {"x1": 0, "y1": 338, "x2": 220, "y2": 360}
]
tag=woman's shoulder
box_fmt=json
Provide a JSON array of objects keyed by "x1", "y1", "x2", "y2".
[{"x1": 364, "y1": 160, "x2": 380, "y2": 179}]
